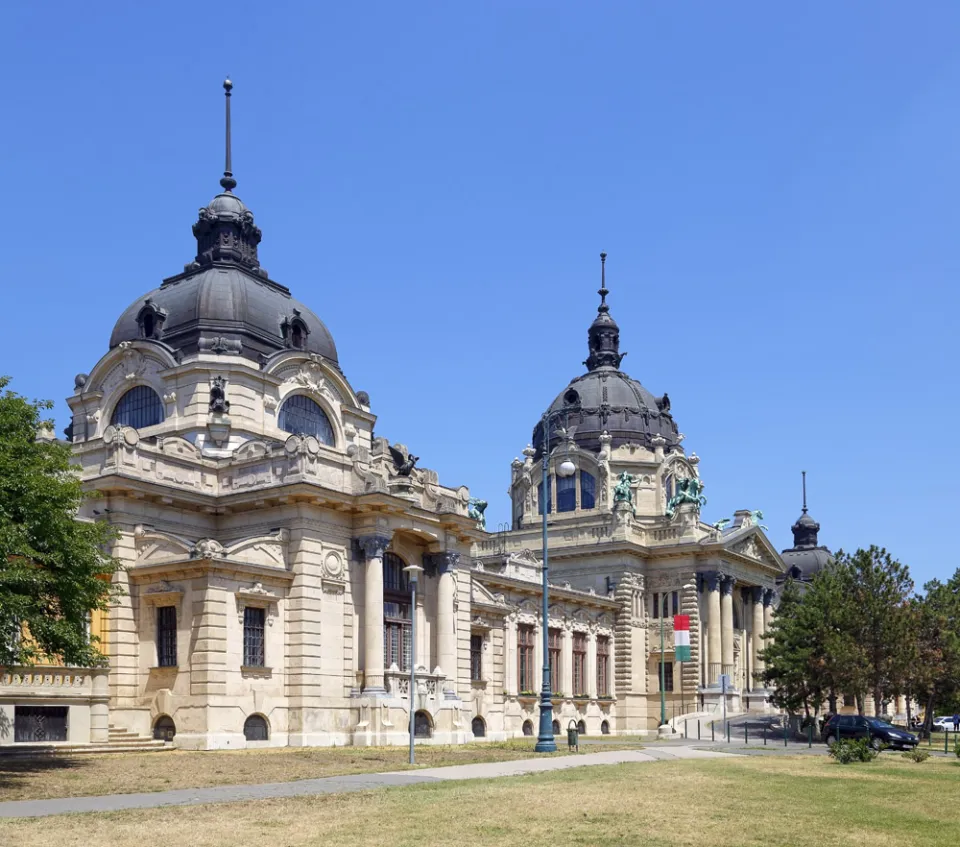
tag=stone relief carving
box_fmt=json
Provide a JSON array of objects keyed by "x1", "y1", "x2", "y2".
[
  {"x1": 118, "y1": 342, "x2": 146, "y2": 381},
  {"x1": 225, "y1": 529, "x2": 290, "y2": 569},
  {"x1": 134, "y1": 525, "x2": 193, "y2": 564},
  {"x1": 283, "y1": 356, "x2": 342, "y2": 405},
  {"x1": 191, "y1": 538, "x2": 226, "y2": 559}
]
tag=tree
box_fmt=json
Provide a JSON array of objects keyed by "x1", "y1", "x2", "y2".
[
  {"x1": 0, "y1": 377, "x2": 119, "y2": 667},
  {"x1": 760, "y1": 579, "x2": 817, "y2": 715}
]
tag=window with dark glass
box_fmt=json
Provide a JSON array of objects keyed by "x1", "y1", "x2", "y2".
[
  {"x1": 662, "y1": 660, "x2": 674, "y2": 692},
  {"x1": 243, "y1": 606, "x2": 266, "y2": 667},
  {"x1": 112, "y1": 385, "x2": 164, "y2": 429},
  {"x1": 243, "y1": 714, "x2": 269, "y2": 741},
  {"x1": 580, "y1": 472, "x2": 596, "y2": 510},
  {"x1": 663, "y1": 473, "x2": 675, "y2": 503},
  {"x1": 549, "y1": 628, "x2": 562, "y2": 693},
  {"x1": 557, "y1": 474, "x2": 577, "y2": 512},
  {"x1": 597, "y1": 636, "x2": 610, "y2": 697},
  {"x1": 573, "y1": 632, "x2": 587, "y2": 696},
  {"x1": 156, "y1": 606, "x2": 177, "y2": 667},
  {"x1": 651, "y1": 592, "x2": 660, "y2": 619},
  {"x1": 278, "y1": 394, "x2": 335, "y2": 445},
  {"x1": 383, "y1": 552, "x2": 411, "y2": 671},
  {"x1": 470, "y1": 634, "x2": 483, "y2": 681},
  {"x1": 672, "y1": 591, "x2": 679, "y2": 617},
  {"x1": 518, "y1": 625, "x2": 535, "y2": 692},
  {"x1": 538, "y1": 480, "x2": 552, "y2": 515}
]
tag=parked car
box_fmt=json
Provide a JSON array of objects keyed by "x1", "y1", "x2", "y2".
[
  {"x1": 932, "y1": 716, "x2": 958, "y2": 732},
  {"x1": 821, "y1": 715, "x2": 918, "y2": 750}
]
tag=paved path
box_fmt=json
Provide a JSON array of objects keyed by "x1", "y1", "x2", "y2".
[{"x1": 0, "y1": 746, "x2": 734, "y2": 819}]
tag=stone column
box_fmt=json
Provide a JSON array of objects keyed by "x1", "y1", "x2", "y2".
[
  {"x1": 89, "y1": 667, "x2": 110, "y2": 743},
  {"x1": 358, "y1": 533, "x2": 392, "y2": 695},
  {"x1": 704, "y1": 572, "x2": 722, "y2": 685},
  {"x1": 587, "y1": 630, "x2": 598, "y2": 699},
  {"x1": 434, "y1": 551, "x2": 460, "y2": 696},
  {"x1": 763, "y1": 589, "x2": 775, "y2": 642},
  {"x1": 720, "y1": 576, "x2": 736, "y2": 681},
  {"x1": 751, "y1": 586, "x2": 766, "y2": 688},
  {"x1": 505, "y1": 615, "x2": 518, "y2": 697},
  {"x1": 561, "y1": 626, "x2": 573, "y2": 697}
]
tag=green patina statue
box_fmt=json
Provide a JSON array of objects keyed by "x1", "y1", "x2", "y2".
[
  {"x1": 468, "y1": 498, "x2": 488, "y2": 530},
  {"x1": 712, "y1": 517, "x2": 731, "y2": 533},
  {"x1": 613, "y1": 472, "x2": 635, "y2": 509},
  {"x1": 665, "y1": 476, "x2": 707, "y2": 519},
  {"x1": 747, "y1": 509, "x2": 768, "y2": 531}
]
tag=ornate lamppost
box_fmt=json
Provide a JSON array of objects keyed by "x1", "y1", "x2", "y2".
[
  {"x1": 535, "y1": 413, "x2": 576, "y2": 753},
  {"x1": 403, "y1": 563, "x2": 424, "y2": 764}
]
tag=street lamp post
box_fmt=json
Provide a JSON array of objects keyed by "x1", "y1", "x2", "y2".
[
  {"x1": 534, "y1": 413, "x2": 576, "y2": 753},
  {"x1": 403, "y1": 563, "x2": 424, "y2": 765}
]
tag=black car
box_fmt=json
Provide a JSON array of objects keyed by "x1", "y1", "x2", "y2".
[{"x1": 821, "y1": 714, "x2": 918, "y2": 750}]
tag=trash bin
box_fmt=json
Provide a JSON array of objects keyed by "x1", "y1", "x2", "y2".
[{"x1": 567, "y1": 719, "x2": 579, "y2": 751}]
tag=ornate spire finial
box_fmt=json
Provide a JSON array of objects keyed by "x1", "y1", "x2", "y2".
[
  {"x1": 220, "y1": 78, "x2": 237, "y2": 192},
  {"x1": 598, "y1": 251, "x2": 609, "y2": 314},
  {"x1": 801, "y1": 470, "x2": 807, "y2": 514}
]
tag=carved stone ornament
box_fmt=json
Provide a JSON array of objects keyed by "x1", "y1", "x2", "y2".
[
  {"x1": 118, "y1": 341, "x2": 146, "y2": 381},
  {"x1": 163, "y1": 391, "x2": 177, "y2": 405},
  {"x1": 209, "y1": 376, "x2": 230, "y2": 414},
  {"x1": 324, "y1": 551, "x2": 344, "y2": 579},
  {"x1": 190, "y1": 538, "x2": 226, "y2": 559},
  {"x1": 263, "y1": 395, "x2": 278, "y2": 411}
]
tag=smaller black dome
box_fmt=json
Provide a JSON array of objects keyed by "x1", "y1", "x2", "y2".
[{"x1": 781, "y1": 474, "x2": 832, "y2": 580}]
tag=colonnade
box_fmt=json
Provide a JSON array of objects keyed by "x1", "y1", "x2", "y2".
[{"x1": 700, "y1": 571, "x2": 774, "y2": 690}]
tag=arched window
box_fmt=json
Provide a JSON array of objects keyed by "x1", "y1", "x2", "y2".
[
  {"x1": 153, "y1": 715, "x2": 176, "y2": 742},
  {"x1": 112, "y1": 386, "x2": 164, "y2": 429},
  {"x1": 414, "y1": 710, "x2": 433, "y2": 738},
  {"x1": 580, "y1": 472, "x2": 596, "y2": 510},
  {"x1": 278, "y1": 395, "x2": 335, "y2": 445},
  {"x1": 557, "y1": 474, "x2": 577, "y2": 512},
  {"x1": 663, "y1": 473, "x2": 675, "y2": 504},
  {"x1": 522, "y1": 719, "x2": 534, "y2": 736},
  {"x1": 471, "y1": 716, "x2": 486, "y2": 738},
  {"x1": 243, "y1": 714, "x2": 269, "y2": 741},
  {"x1": 600, "y1": 719, "x2": 610, "y2": 735},
  {"x1": 538, "y1": 479, "x2": 552, "y2": 515},
  {"x1": 383, "y1": 552, "x2": 411, "y2": 671},
  {"x1": 577, "y1": 719, "x2": 586, "y2": 735},
  {"x1": 552, "y1": 719, "x2": 560, "y2": 735}
]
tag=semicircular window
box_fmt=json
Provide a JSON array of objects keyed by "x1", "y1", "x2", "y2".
[
  {"x1": 111, "y1": 385, "x2": 164, "y2": 429},
  {"x1": 278, "y1": 395, "x2": 335, "y2": 445}
]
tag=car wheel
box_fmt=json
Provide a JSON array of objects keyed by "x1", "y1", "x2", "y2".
[{"x1": 870, "y1": 736, "x2": 883, "y2": 751}]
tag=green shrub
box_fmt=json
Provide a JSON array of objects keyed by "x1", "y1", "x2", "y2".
[
  {"x1": 954, "y1": 738, "x2": 960, "y2": 759},
  {"x1": 902, "y1": 748, "x2": 930, "y2": 763},
  {"x1": 829, "y1": 738, "x2": 881, "y2": 764}
]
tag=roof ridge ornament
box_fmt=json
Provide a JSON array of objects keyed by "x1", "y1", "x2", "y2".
[
  {"x1": 598, "y1": 251, "x2": 609, "y2": 314},
  {"x1": 220, "y1": 78, "x2": 237, "y2": 193},
  {"x1": 801, "y1": 469, "x2": 807, "y2": 514},
  {"x1": 584, "y1": 251, "x2": 625, "y2": 371}
]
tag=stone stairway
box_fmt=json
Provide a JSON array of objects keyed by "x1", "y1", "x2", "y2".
[{"x1": 0, "y1": 724, "x2": 171, "y2": 757}]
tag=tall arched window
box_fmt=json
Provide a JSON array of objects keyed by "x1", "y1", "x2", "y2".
[
  {"x1": 383, "y1": 552, "x2": 411, "y2": 670},
  {"x1": 580, "y1": 472, "x2": 596, "y2": 510},
  {"x1": 111, "y1": 386, "x2": 164, "y2": 429},
  {"x1": 557, "y1": 474, "x2": 576, "y2": 512},
  {"x1": 278, "y1": 395, "x2": 335, "y2": 445},
  {"x1": 538, "y1": 479, "x2": 552, "y2": 515}
]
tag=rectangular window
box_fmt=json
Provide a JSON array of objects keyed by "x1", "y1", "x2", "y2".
[
  {"x1": 549, "y1": 628, "x2": 562, "y2": 694},
  {"x1": 14, "y1": 706, "x2": 68, "y2": 743},
  {"x1": 384, "y1": 601, "x2": 412, "y2": 671},
  {"x1": 470, "y1": 634, "x2": 483, "y2": 681},
  {"x1": 518, "y1": 625, "x2": 535, "y2": 692},
  {"x1": 156, "y1": 606, "x2": 177, "y2": 667},
  {"x1": 662, "y1": 660, "x2": 674, "y2": 692},
  {"x1": 597, "y1": 636, "x2": 610, "y2": 697},
  {"x1": 651, "y1": 593, "x2": 659, "y2": 619},
  {"x1": 672, "y1": 591, "x2": 680, "y2": 616},
  {"x1": 573, "y1": 632, "x2": 587, "y2": 696},
  {"x1": 556, "y1": 475, "x2": 577, "y2": 512},
  {"x1": 243, "y1": 606, "x2": 266, "y2": 667}
]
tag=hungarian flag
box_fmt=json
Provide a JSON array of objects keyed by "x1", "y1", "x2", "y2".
[{"x1": 674, "y1": 615, "x2": 691, "y2": 662}]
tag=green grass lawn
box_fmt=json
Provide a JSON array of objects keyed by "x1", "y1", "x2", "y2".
[{"x1": 3, "y1": 754, "x2": 959, "y2": 846}]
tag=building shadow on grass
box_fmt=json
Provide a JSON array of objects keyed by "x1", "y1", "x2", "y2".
[{"x1": 0, "y1": 756, "x2": 89, "y2": 793}]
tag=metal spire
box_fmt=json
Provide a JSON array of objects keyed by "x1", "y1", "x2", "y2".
[
  {"x1": 801, "y1": 470, "x2": 808, "y2": 514},
  {"x1": 220, "y1": 78, "x2": 237, "y2": 193},
  {"x1": 598, "y1": 251, "x2": 609, "y2": 313}
]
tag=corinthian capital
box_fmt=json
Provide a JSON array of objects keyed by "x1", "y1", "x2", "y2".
[{"x1": 356, "y1": 533, "x2": 392, "y2": 560}]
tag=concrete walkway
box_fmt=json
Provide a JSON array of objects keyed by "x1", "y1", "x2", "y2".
[{"x1": 0, "y1": 745, "x2": 735, "y2": 819}]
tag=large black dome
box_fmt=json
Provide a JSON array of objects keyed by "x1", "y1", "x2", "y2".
[{"x1": 532, "y1": 254, "x2": 678, "y2": 457}]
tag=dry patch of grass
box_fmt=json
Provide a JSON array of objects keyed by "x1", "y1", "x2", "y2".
[
  {"x1": 4, "y1": 755, "x2": 960, "y2": 847},
  {"x1": 0, "y1": 740, "x2": 591, "y2": 802}
]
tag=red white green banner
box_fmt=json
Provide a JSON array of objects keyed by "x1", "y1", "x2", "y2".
[{"x1": 674, "y1": 615, "x2": 691, "y2": 662}]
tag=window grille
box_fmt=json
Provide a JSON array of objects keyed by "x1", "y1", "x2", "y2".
[
  {"x1": 383, "y1": 552, "x2": 412, "y2": 670},
  {"x1": 662, "y1": 660, "x2": 674, "y2": 692},
  {"x1": 243, "y1": 714, "x2": 269, "y2": 741},
  {"x1": 597, "y1": 636, "x2": 610, "y2": 697},
  {"x1": 156, "y1": 606, "x2": 177, "y2": 667},
  {"x1": 470, "y1": 634, "x2": 483, "y2": 681},
  {"x1": 111, "y1": 385, "x2": 164, "y2": 429},
  {"x1": 278, "y1": 394, "x2": 335, "y2": 445},
  {"x1": 573, "y1": 633, "x2": 587, "y2": 696},
  {"x1": 243, "y1": 606, "x2": 266, "y2": 667},
  {"x1": 518, "y1": 625, "x2": 535, "y2": 692},
  {"x1": 14, "y1": 707, "x2": 68, "y2": 743}
]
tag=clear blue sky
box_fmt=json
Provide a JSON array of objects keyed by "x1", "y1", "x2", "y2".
[{"x1": 2, "y1": 3, "x2": 957, "y2": 588}]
